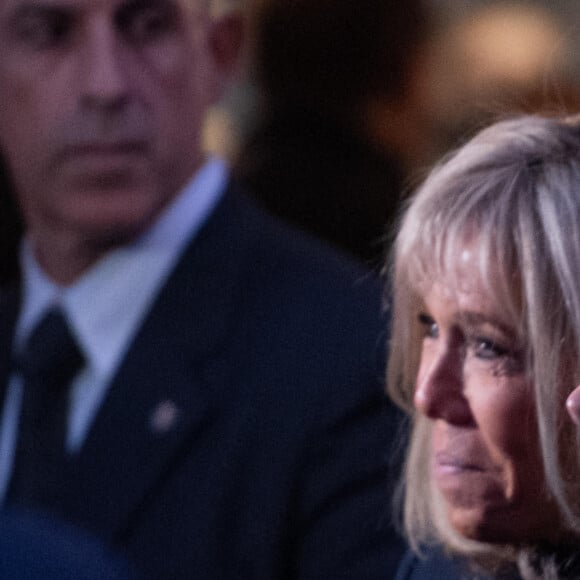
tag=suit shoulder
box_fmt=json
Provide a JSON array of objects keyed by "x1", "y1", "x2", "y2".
[{"x1": 229, "y1": 185, "x2": 386, "y2": 309}]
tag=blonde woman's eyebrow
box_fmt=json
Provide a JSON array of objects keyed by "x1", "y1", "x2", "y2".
[{"x1": 455, "y1": 311, "x2": 515, "y2": 337}]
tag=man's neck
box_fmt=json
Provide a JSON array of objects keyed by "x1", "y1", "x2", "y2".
[{"x1": 28, "y1": 229, "x2": 135, "y2": 287}]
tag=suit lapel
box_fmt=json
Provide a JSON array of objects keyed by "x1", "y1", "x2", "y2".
[{"x1": 56, "y1": 187, "x2": 253, "y2": 542}]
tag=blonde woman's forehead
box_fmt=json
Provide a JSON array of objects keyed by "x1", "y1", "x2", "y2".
[
  {"x1": 411, "y1": 233, "x2": 521, "y2": 316},
  {"x1": 406, "y1": 228, "x2": 480, "y2": 287}
]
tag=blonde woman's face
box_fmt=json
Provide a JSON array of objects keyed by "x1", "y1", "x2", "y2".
[{"x1": 413, "y1": 246, "x2": 562, "y2": 544}]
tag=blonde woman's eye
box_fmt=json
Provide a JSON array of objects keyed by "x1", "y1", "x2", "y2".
[
  {"x1": 418, "y1": 313, "x2": 438, "y2": 339},
  {"x1": 471, "y1": 337, "x2": 508, "y2": 359},
  {"x1": 469, "y1": 335, "x2": 519, "y2": 362},
  {"x1": 470, "y1": 337, "x2": 526, "y2": 376}
]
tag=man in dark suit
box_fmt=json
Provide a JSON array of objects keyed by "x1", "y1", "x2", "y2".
[{"x1": 0, "y1": 0, "x2": 404, "y2": 578}]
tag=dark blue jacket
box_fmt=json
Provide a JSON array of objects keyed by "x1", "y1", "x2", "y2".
[{"x1": 0, "y1": 185, "x2": 405, "y2": 579}]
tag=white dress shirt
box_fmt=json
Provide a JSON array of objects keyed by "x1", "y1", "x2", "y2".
[{"x1": 0, "y1": 157, "x2": 229, "y2": 502}]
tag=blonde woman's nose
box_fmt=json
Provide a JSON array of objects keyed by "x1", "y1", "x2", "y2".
[{"x1": 414, "y1": 349, "x2": 473, "y2": 426}]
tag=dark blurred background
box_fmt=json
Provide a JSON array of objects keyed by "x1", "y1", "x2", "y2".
[{"x1": 205, "y1": 0, "x2": 580, "y2": 266}]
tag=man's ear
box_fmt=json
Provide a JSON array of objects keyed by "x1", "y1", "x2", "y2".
[
  {"x1": 566, "y1": 385, "x2": 580, "y2": 426},
  {"x1": 209, "y1": 12, "x2": 245, "y2": 83}
]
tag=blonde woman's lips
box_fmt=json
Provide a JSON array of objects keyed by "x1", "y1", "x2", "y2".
[{"x1": 433, "y1": 451, "x2": 486, "y2": 475}]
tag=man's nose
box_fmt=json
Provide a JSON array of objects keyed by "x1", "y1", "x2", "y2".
[
  {"x1": 413, "y1": 348, "x2": 473, "y2": 426},
  {"x1": 80, "y1": 24, "x2": 130, "y2": 109}
]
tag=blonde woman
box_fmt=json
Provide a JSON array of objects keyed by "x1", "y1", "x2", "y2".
[{"x1": 388, "y1": 115, "x2": 580, "y2": 579}]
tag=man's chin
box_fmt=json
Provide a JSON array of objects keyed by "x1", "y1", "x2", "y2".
[
  {"x1": 59, "y1": 185, "x2": 167, "y2": 237},
  {"x1": 76, "y1": 214, "x2": 154, "y2": 248}
]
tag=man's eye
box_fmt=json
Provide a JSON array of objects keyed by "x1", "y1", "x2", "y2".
[
  {"x1": 418, "y1": 313, "x2": 438, "y2": 339},
  {"x1": 15, "y1": 11, "x2": 72, "y2": 50},
  {"x1": 119, "y1": 2, "x2": 177, "y2": 44}
]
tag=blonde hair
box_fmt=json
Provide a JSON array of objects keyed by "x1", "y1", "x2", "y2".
[{"x1": 387, "y1": 114, "x2": 580, "y2": 567}]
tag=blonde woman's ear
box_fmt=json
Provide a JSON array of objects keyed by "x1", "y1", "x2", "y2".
[{"x1": 566, "y1": 386, "x2": 580, "y2": 426}]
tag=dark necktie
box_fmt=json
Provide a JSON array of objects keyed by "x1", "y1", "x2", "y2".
[{"x1": 6, "y1": 308, "x2": 85, "y2": 508}]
